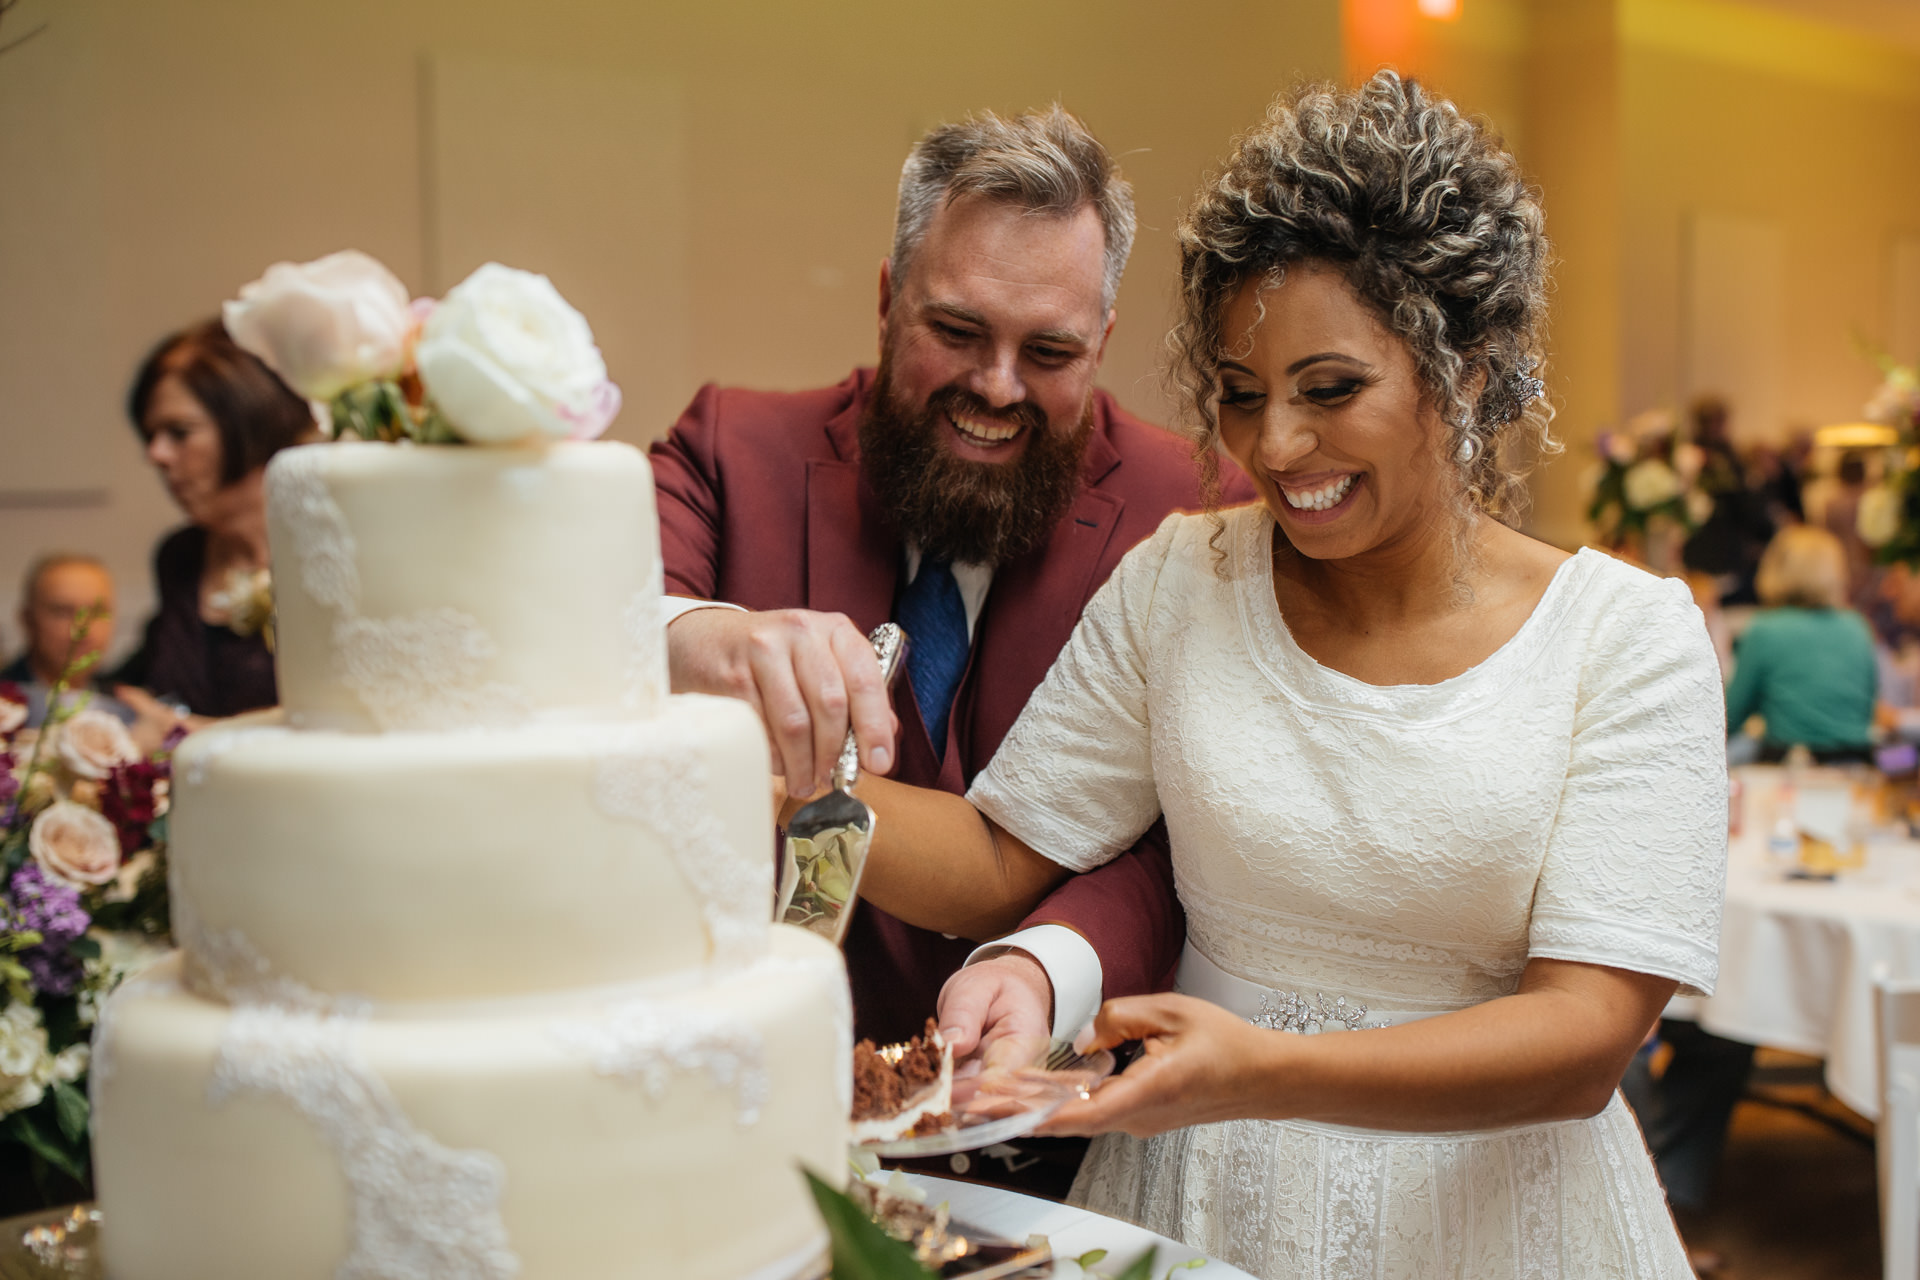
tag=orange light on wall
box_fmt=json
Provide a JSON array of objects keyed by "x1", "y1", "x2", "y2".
[{"x1": 1417, "y1": 0, "x2": 1461, "y2": 19}]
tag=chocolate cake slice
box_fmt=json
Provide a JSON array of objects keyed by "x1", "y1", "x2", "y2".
[{"x1": 851, "y1": 1018, "x2": 955, "y2": 1143}]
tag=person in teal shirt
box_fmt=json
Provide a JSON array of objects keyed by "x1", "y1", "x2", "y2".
[{"x1": 1726, "y1": 524, "x2": 1877, "y2": 762}]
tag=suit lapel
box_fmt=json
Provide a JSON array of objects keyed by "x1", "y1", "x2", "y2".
[
  {"x1": 959, "y1": 415, "x2": 1128, "y2": 777},
  {"x1": 806, "y1": 385, "x2": 899, "y2": 635}
]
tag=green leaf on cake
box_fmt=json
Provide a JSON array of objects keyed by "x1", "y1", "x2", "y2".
[
  {"x1": 1111, "y1": 1247, "x2": 1158, "y2": 1280},
  {"x1": 802, "y1": 1168, "x2": 936, "y2": 1280}
]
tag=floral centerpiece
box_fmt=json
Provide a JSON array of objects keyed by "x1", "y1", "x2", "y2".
[
  {"x1": 1854, "y1": 358, "x2": 1920, "y2": 562},
  {"x1": 1584, "y1": 409, "x2": 1716, "y2": 573},
  {"x1": 0, "y1": 630, "x2": 174, "y2": 1205}
]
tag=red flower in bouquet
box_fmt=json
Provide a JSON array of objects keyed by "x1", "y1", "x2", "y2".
[{"x1": 99, "y1": 760, "x2": 166, "y2": 859}]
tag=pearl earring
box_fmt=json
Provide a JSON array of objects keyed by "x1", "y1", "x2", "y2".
[{"x1": 1457, "y1": 434, "x2": 1477, "y2": 464}]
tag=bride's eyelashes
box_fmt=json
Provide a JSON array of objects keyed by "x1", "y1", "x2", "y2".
[
  {"x1": 1217, "y1": 373, "x2": 1378, "y2": 413},
  {"x1": 1299, "y1": 377, "x2": 1368, "y2": 407}
]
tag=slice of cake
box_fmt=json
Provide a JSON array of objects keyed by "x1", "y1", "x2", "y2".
[{"x1": 852, "y1": 1018, "x2": 954, "y2": 1143}]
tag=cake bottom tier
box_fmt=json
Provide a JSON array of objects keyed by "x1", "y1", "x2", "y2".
[{"x1": 92, "y1": 927, "x2": 850, "y2": 1280}]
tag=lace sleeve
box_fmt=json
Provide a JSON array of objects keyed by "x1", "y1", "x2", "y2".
[
  {"x1": 966, "y1": 516, "x2": 1184, "y2": 872},
  {"x1": 1528, "y1": 569, "x2": 1729, "y2": 996}
]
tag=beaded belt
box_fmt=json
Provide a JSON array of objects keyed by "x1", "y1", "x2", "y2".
[{"x1": 1173, "y1": 942, "x2": 1437, "y2": 1033}]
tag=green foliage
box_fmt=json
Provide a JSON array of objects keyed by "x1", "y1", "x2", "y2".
[
  {"x1": 803, "y1": 1169, "x2": 936, "y2": 1280},
  {"x1": 4, "y1": 1093, "x2": 88, "y2": 1187},
  {"x1": 50, "y1": 1083, "x2": 86, "y2": 1145}
]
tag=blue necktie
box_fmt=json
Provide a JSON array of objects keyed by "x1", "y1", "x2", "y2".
[{"x1": 895, "y1": 556, "x2": 970, "y2": 761}]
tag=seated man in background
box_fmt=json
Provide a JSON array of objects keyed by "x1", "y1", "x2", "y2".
[
  {"x1": 3, "y1": 553, "x2": 134, "y2": 729},
  {"x1": 651, "y1": 107, "x2": 1249, "y2": 1194}
]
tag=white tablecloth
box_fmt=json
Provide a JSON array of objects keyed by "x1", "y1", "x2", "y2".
[
  {"x1": 1668, "y1": 766, "x2": 1920, "y2": 1118},
  {"x1": 899, "y1": 1173, "x2": 1255, "y2": 1279}
]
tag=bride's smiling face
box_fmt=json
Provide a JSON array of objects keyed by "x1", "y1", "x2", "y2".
[{"x1": 1215, "y1": 264, "x2": 1459, "y2": 562}]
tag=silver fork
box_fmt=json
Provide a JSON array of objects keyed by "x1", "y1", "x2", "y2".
[{"x1": 775, "y1": 623, "x2": 907, "y2": 945}]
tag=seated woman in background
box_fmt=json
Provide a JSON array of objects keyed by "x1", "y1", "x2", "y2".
[
  {"x1": 112, "y1": 320, "x2": 313, "y2": 720},
  {"x1": 1725, "y1": 524, "x2": 1876, "y2": 764}
]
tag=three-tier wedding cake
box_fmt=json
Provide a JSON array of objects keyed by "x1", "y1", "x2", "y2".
[{"x1": 90, "y1": 440, "x2": 851, "y2": 1279}]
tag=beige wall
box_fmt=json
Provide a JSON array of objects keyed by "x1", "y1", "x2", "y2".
[{"x1": 0, "y1": 0, "x2": 1342, "y2": 660}]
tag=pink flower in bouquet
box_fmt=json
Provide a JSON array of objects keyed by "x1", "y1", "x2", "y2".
[
  {"x1": 0, "y1": 683, "x2": 25, "y2": 737},
  {"x1": 414, "y1": 263, "x2": 622, "y2": 444},
  {"x1": 223, "y1": 250, "x2": 417, "y2": 401},
  {"x1": 54, "y1": 708, "x2": 139, "y2": 780},
  {"x1": 28, "y1": 800, "x2": 121, "y2": 887}
]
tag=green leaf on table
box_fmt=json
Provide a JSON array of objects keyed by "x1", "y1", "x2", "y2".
[
  {"x1": 1076, "y1": 1249, "x2": 1109, "y2": 1268},
  {"x1": 1111, "y1": 1247, "x2": 1158, "y2": 1280},
  {"x1": 802, "y1": 1168, "x2": 936, "y2": 1280},
  {"x1": 51, "y1": 1081, "x2": 87, "y2": 1143}
]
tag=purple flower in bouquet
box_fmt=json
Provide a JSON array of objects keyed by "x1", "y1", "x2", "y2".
[{"x1": 9, "y1": 864, "x2": 89, "y2": 997}]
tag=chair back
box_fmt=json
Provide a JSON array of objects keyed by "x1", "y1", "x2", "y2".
[{"x1": 1878, "y1": 974, "x2": 1920, "y2": 1279}]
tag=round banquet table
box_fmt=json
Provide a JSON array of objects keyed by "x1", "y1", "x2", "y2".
[
  {"x1": 900, "y1": 1173, "x2": 1255, "y2": 1278},
  {"x1": 1665, "y1": 765, "x2": 1920, "y2": 1119}
]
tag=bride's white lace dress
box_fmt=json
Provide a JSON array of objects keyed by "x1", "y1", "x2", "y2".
[{"x1": 968, "y1": 506, "x2": 1727, "y2": 1279}]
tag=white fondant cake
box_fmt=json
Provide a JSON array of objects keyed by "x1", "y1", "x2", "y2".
[{"x1": 93, "y1": 441, "x2": 851, "y2": 1280}]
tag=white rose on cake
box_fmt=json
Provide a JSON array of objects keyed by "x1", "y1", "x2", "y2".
[
  {"x1": 223, "y1": 250, "x2": 417, "y2": 401},
  {"x1": 54, "y1": 708, "x2": 139, "y2": 780},
  {"x1": 415, "y1": 263, "x2": 621, "y2": 445},
  {"x1": 29, "y1": 801, "x2": 121, "y2": 887}
]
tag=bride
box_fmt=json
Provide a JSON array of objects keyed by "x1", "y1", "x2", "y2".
[{"x1": 814, "y1": 71, "x2": 1725, "y2": 1277}]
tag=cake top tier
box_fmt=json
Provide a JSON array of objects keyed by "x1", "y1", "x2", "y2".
[{"x1": 266, "y1": 440, "x2": 665, "y2": 733}]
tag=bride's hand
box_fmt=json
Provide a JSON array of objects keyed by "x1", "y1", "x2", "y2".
[{"x1": 1035, "y1": 993, "x2": 1283, "y2": 1140}]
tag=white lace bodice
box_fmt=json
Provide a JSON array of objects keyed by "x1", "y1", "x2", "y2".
[{"x1": 971, "y1": 506, "x2": 1729, "y2": 1015}]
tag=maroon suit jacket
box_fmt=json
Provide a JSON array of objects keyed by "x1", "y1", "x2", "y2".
[{"x1": 651, "y1": 368, "x2": 1247, "y2": 1045}]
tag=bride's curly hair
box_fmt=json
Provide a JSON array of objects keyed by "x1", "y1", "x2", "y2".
[{"x1": 1172, "y1": 70, "x2": 1557, "y2": 538}]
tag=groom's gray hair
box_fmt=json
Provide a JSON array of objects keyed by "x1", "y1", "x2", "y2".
[{"x1": 891, "y1": 107, "x2": 1136, "y2": 315}]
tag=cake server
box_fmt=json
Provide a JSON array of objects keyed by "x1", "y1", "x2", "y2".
[{"x1": 776, "y1": 622, "x2": 908, "y2": 945}]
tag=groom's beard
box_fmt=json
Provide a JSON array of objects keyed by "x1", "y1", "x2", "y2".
[{"x1": 859, "y1": 358, "x2": 1093, "y2": 568}]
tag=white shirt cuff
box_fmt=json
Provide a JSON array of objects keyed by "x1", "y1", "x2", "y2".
[
  {"x1": 661, "y1": 595, "x2": 746, "y2": 624},
  {"x1": 966, "y1": 924, "x2": 1105, "y2": 1043}
]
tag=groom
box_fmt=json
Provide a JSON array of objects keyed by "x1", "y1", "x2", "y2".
[{"x1": 650, "y1": 107, "x2": 1244, "y2": 1192}]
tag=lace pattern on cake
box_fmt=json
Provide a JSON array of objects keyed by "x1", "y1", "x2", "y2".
[
  {"x1": 171, "y1": 888, "x2": 363, "y2": 1016},
  {"x1": 555, "y1": 999, "x2": 768, "y2": 1126},
  {"x1": 621, "y1": 583, "x2": 668, "y2": 718},
  {"x1": 592, "y1": 742, "x2": 766, "y2": 968},
  {"x1": 211, "y1": 1005, "x2": 519, "y2": 1280},
  {"x1": 267, "y1": 449, "x2": 531, "y2": 732}
]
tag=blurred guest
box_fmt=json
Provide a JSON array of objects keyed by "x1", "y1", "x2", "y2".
[
  {"x1": 1821, "y1": 451, "x2": 1876, "y2": 610},
  {"x1": 112, "y1": 320, "x2": 311, "y2": 718},
  {"x1": 1682, "y1": 395, "x2": 1775, "y2": 605},
  {"x1": 2, "y1": 554, "x2": 131, "y2": 727},
  {"x1": 1747, "y1": 438, "x2": 1805, "y2": 527},
  {"x1": 1726, "y1": 524, "x2": 1876, "y2": 764}
]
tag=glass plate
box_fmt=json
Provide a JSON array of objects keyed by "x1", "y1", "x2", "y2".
[{"x1": 861, "y1": 1048, "x2": 1114, "y2": 1158}]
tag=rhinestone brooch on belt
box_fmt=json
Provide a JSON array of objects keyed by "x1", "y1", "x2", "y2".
[{"x1": 1250, "y1": 991, "x2": 1383, "y2": 1034}]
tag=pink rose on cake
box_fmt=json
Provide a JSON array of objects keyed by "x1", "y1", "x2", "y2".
[
  {"x1": 414, "y1": 263, "x2": 622, "y2": 444},
  {"x1": 53, "y1": 708, "x2": 139, "y2": 780},
  {"x1": 28, "y1": 800, "x2": 121, "y2": 887},
  {"x1": 223, "y1": 250, "x2": 417, "y2": 401}
]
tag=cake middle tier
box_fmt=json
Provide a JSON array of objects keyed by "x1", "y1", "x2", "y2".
[{"x1": 169, "y1": 696, "x2": 774, "y2": 1002}]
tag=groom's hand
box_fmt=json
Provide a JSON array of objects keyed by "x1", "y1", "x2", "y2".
[
  {"x1": 666, "y1": 606, "x2": 898, "y2": 797},
  {"x1": 937, "y1": 952, "x2": 1054, "y2": 1062}
]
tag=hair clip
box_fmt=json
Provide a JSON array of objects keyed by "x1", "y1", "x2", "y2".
[{"x1": 1493, "y1": 363, "x2": 1544, "y2": 425}]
